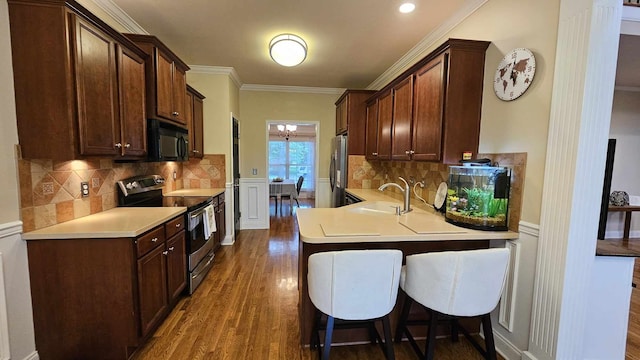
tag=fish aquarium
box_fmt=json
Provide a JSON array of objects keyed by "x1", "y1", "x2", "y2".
[{"x1": 445, "y1": 165, "x2": 511, "y2": 231}]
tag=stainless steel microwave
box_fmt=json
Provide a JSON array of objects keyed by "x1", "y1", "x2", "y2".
[{"x1": 147, "y1": 119, "x2": 189, "y2": 162}]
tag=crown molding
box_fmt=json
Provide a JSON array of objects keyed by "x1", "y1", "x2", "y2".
[
  {"x1": 367, "y1": 0, "x2": 488, "y2": 90},
  {"x1": 188, "y1": 66, "x2": 243, "y2": 88},
  {"x1": 86, "y1": 0, "x2": 149, "y2": 34},
  {"x1": 240, "y1": 84, "x2": 345, "y2": 95}
]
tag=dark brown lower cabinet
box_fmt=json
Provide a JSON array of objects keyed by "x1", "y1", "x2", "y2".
[{"x1": 26, "y1": 215, "x2": 186, "y2": 360}]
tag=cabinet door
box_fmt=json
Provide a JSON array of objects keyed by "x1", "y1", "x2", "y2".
[
  {"x1": 73, "y1": 17, "x2": 119, "y2": 156},
  {"x1": 391, "y1": 76, "x2": 414, "y2": 160},
  {"x1": 137, "y1": 244, "x2": 168, "y2": 337},
  {"x1": 185, "y1": 90, "x2": 194, "y2": 154},
  {"x1": 155, "y1": 50, "x2": 174, "y2": 121},
  {"x1": 335, "y1": 98, "x2": 347, "y2": 135},
  {"x1": 376, "y1": 90, "x2": 393, "y2": 160},
  {"x1": 172, "y1": 68, "x2": 187, "y2": 125},
  {"x1": 118, "y1": 45, "x2": 147, "y2": 158},
  {"x1": 192, "y1": 95, "x2": 204, "y2": 158},
  {"x1": 166, "y1": 232, "x2": 186, "y2": 302},
  {"x1": 412, "y1": 54, "x2": 446, "y2": 161},
  {"x1": 365, "y1": 100, "x2": 379, "y2": 160}
]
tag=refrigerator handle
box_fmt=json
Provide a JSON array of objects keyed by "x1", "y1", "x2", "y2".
[{"x1": 329, "y1": 156, "x2": 336, "y2": 191}]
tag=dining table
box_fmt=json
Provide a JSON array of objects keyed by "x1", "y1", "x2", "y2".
[{"x1": 269, "y1": 179, "x2": 298, "y2": 215}]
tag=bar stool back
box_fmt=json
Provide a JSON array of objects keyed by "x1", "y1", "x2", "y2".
[
  {"x1": 308, "y1": 249, "x2": 403, "y2": 360},
  {"x1": 395, "y1": 248, "x2": 509, "y2": 360}
]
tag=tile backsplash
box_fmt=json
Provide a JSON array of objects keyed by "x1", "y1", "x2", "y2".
[
  {"x1": 347, "y1": 153, "x2": 526, "y2": 232},
  {"x1": 19, "y1": 154, "x2": 225, "y2": 232}
]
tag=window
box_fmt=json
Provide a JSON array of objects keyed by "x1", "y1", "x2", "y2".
[{"x1": 269, "y1": 138, "x2": 315, "y2": 191}]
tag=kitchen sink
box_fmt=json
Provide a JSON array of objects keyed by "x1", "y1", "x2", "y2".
[{"x1": 347, "y1": 201, "x2": 400, "y2": 215}]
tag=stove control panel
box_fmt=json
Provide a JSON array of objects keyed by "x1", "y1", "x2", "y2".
[{"x1": 117, "y1": 175, "x2": 166, "y2": 197}]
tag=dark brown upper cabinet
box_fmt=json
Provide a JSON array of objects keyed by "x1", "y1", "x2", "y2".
[
  {"x1": 8, "y1": 0, "x2": 148, "y2": 160},
  {"x1": 186, "y1": 85, "x2": 205, "y2": 158},
  {"x1": 124, "y1": 34, "x2": 190, "y2": 127},
  {"x1": 390, "y1": 76, "x2": 414, "y2": 160},
  {"x1": 363, "y1": 39, "x2": 489, "y2": 164},
  {"x1": 365, "y1": 99, "x2": 379, "y2": 160},
  {"x1": 376, "y1": 90, "x2": 394, "y2": 161},
  {"x1": 334, "y1": 90, "x2": 376, "y2": 155}
]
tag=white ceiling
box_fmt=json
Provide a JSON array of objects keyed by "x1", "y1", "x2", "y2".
[{"x1": 109, "y1": 0, "x2": 477, "y2": 88}]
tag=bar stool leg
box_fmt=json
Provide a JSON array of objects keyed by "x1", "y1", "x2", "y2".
[
  {"x1": 382, "y1": 315, "x2": 395, "y2": 360},
  {"x1": 394, "y1": 295, "x2": 412, "y2": 343},
  {"x1": 450, "y1": 318, "x2": 459, "y2": 342},
  {"x1": 482, "y1": 314, "x2": 497, "y2": 360},
  {"x1": 424, "y1": 310, "x2": 438, "y2": 360},
  {"x1": 323, "y1": 316, "x2": 334, "y2": 360}
]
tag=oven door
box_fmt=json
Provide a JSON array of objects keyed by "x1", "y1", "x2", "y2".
[{"x1": 187, "y1": 203, "x2": 215, "y2": 272}]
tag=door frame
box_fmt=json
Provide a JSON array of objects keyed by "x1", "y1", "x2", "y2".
[{"x1": 265, "y1": 120, "x2": 320, "y2": 201}]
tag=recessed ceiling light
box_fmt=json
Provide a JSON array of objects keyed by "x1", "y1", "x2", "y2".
[{"x1": 399, "y1": 2, "x2": 416, "y2": 13}]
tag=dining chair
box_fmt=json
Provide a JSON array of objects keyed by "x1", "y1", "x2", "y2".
[
  {"x1": 308, "y1": 249, "x2": 403, "y2": 360},
  {"x1": 282, "y1": 176, "x2": 304, "y2": 213},
  {"x1": 394, "y1": 248, "x2": 510, "y2": 360}
]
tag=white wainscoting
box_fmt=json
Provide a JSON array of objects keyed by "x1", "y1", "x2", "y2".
[
  {"x1": 315, "y1": 178, "x2": 331, "y2": 208},
  {"x1": 239, "y1": 178, "x2": 269, "y2": 230},
  {"x1": 222, "y1": 183, "x2": 234, "y2": 245},
  {"x1": 492, "y1": 221, "x2": 540, "y2": 360},
  {"x1": 0, "y1": 253, "x2": 9, "y2": 360},
  {"x1": 0, "y1": 221, "x2": 36, "y2": 360}
]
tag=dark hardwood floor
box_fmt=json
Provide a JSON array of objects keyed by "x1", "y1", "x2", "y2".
[{"x1": 133, "y1": 198, "x2": 503, "y2": 359}]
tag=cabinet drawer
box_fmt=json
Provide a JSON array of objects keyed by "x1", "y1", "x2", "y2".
[
  {"x1": 165, "y1": 215, "x2": 185, "y2": 239},
  {"x1": 137, "y1": 227, "x2": 164, "y2": 257}
]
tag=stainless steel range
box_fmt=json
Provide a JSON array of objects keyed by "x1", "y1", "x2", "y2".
[{"x1": 117, "y1": 175, "x2": 216, "y2": 294}]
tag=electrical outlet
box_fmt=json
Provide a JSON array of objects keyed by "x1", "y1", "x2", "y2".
[
  {"x1": 173, "y1": 171, "x2": 177, "y2": 180},
  {"x1": 252, "y1": 168, "x2": 257, "y2": 175},
  {"x1": 81, "y1": 182, "x2": 89, "y2": 197}
]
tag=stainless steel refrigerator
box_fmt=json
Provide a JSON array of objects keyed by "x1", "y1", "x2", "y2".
[{"x1": 329, "y1": 135, "x2": 347, "y2": 207}]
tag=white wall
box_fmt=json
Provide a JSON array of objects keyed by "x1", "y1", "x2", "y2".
[
  {"x1": 0, "y1": 0, "x2": 37, "y2": 358},
  {"x1": 607, "y1": 89, "x2": 640, "y2": 238}
]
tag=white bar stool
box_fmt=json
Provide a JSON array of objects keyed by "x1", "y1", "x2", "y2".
[
  {"x1": 394, "y1": 248, "x2": 510, "y2": 360},
  {"x1": 307, "y1": 249, "x2": 403, "y2": 360}
]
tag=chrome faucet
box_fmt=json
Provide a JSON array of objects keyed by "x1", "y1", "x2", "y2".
[{"x1": 378, "y1": 176, "x2": 412, "y2": 214}]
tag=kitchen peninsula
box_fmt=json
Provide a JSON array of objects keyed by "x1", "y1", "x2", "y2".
[{"x1": 296, "y1": 189, "x2": 519, "y2": 345}]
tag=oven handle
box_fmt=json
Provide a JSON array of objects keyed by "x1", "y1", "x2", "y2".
[{"x1": 190, "y1": 206, "x2": 209, "y2": 219}]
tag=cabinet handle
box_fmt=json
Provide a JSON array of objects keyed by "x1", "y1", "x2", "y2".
[
  {"x1": 168, "y1": 246, "x2": 175, "y2": 251},
  {"x1": 192, "y1": 150, "x2": 200, "y2": 153},
  {"x1": 162, "y1": 251, "x2": 169, "y2": 255},
  {"x1": 176, "y1": 223, "x2": 181, "y2": 228},
  {"x1": 151, "y1": 237, "x2": 158, "y2": 242},
  {"x1": 405, "y1": 150, "x2": 410, "y2": 155},
  {"x1": 124, "y1": 143, "x2": 131, "y2": 148},
  {"x1": 114, "y1": 143, "x2": 122, "y2": 149},
  {"x1": 372, "y1": 152, "x2": 378, "y2": 156},
  {"x1": 172, "y1": 111, "x2": 179, "y2": 116},
  {"x1": 410, "y1": 150, "x2": 415, "y2": 155}
]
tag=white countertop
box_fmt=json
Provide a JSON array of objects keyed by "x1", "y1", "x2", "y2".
[
  {"x1": 296, "y1": 189, "x2": 519, "y2": 244},
  {"x1": 164, "y1": 188, "x2": 225, "y2": 197},
  {"x1": 23, "y1": 207, "x2": 186, "y2": 240}
]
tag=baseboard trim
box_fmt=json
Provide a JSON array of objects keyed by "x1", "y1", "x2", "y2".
[
  {"x1": 521, "y1": 351, "x2": 538, "y2": 360},
  {"x1": 22, "y1": 351, "x2": 39, "y2": 360},
  {"x1": 493, "y1": 329, "x2": 523, "y2": 360}
]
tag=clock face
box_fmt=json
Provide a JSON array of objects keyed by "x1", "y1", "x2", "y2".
[{"x1": 493, "y1": 48, "x2": 536, "y2": 101}]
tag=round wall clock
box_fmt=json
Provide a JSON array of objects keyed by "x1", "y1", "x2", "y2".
[{"x1": 493, "y1": 48, "x2": 536, "y2": 101}]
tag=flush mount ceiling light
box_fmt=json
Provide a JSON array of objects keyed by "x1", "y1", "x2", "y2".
[
  {"x1": 269, "y1": 34, "x2": 307, "y2": 67},
  {"x1": 398, "y1": 2, "x2": 416, "y2": 13}
]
